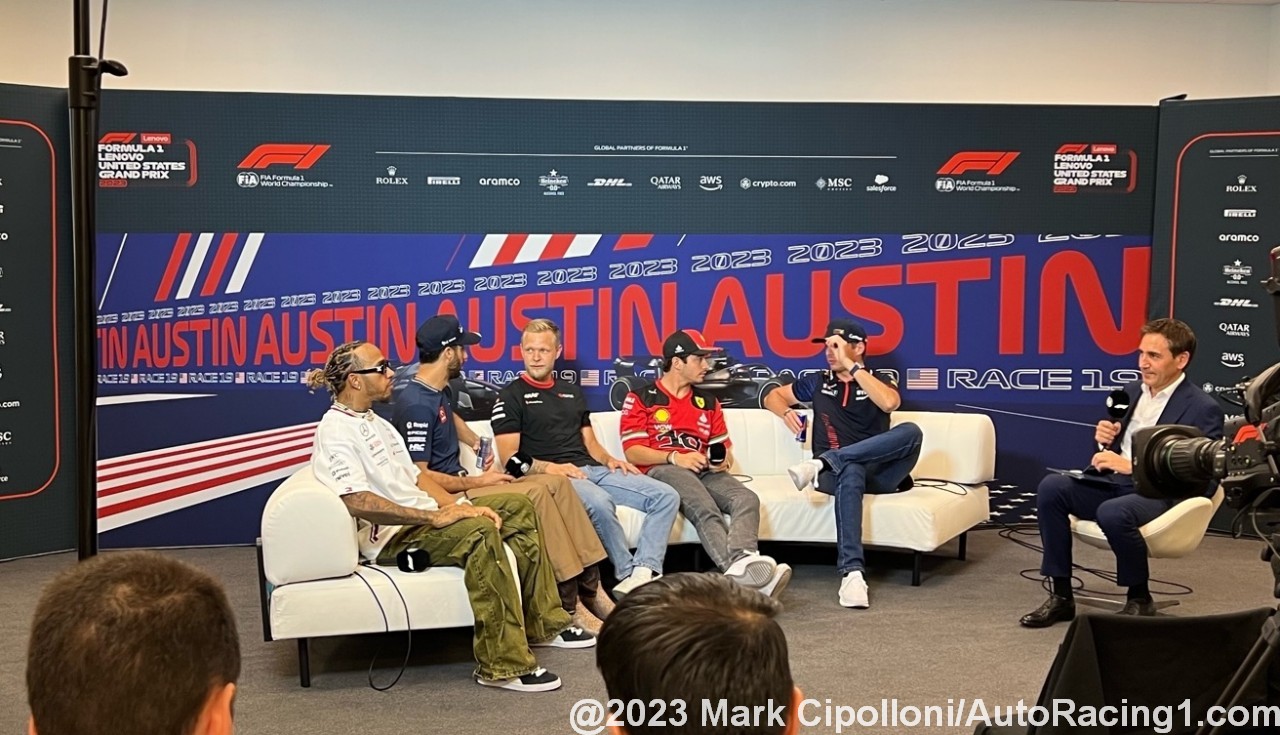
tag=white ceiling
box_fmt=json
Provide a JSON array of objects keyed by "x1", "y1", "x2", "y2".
[{"x1": 1054, "y1": 0, "x2": 1280, "y2": 4}]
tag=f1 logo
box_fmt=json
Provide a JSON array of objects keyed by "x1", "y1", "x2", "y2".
[
  {"x1": 99, "y1": 132, "x2": 137, "y2": 144},
  {"x1": 937, "y1": 151, "x2": 1020, "y2": 176},
  {"x1": 237, "y1": 144, "x2": 331, "y2": 170}
]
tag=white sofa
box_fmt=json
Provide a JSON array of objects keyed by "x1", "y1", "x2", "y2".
[
  {"x1": 259, "y1": 408, "x2": 993, "y2": 686},
  {"x1": 587, "y1": 409, "x2": 993, "y2": 584}
]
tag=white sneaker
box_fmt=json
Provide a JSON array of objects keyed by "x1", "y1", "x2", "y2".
[
  {"x1": 787, "y1": 459, "x2": 822, "y2": 491},
  {"x1": 612, "y1": 567, "x2": 656, "y2": 598},
  {"x1": 475, "y1": 667, "x2": 563, "y2": 692},
  {"x1": 760, "y1": 563, "x2": 792, "y2": 601},
  {"x1": 839, "y1": 571, "x2": 869, "y2": 609},
  {"x1": 724, "y1": 552, "x2": 777, "y2": 589}
]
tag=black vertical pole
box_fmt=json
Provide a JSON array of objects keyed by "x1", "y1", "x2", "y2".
[{"x1": 69, "y1": 0, "x2": 99, "y2": 559}]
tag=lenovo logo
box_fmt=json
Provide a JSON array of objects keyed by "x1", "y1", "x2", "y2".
[
  {"x1": 237, "y1": 144, "x2": 330, "y2": 170},
  {"x1": 937, "y1": 151, "x2": 1020, "y2": 176}
]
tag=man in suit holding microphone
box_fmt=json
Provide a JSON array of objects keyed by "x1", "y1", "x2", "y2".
[{"x1": 1020, "y1": 318, "x2": 1224, "y2": 627}]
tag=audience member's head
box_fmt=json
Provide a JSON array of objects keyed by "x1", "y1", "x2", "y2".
[
  {"x1": 26, "y1": 552, "x2": 241, "y2": 735},
  {"x1": 597, "y1": 573, "x2": 799, "y2": 735}
]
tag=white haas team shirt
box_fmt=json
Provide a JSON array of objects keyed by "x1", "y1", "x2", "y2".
[{"x1": 311, "y1": 404, "x2": 440, "y2": 562}]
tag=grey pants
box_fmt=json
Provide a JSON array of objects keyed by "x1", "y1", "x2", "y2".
[{"x1": 645, "y1": 465, "x2": 761, "y2": 571}]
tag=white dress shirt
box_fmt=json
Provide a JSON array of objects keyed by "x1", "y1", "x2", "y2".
[{"x1": 1119, "y1": 373, "x2": 1185, "y2": 460}]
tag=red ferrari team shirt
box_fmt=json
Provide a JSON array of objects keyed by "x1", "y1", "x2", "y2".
[{"x1": 619, "y1": 380, "x2": 730, "y2": 471}]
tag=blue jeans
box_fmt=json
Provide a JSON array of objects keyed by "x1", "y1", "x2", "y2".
[
  {"x1": 815, "y1": 422, "x2": 923, "y2": 575},
  {"x1": 571, "y1": 465, "x2": 681, "y2": 579}
]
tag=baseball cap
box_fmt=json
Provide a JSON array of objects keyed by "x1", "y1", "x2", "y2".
[
  {"x1": 662, "y1": 329, "x2": 718, "y2": 361},
  {"x1": 812, "y1": 318, "x2": 867, "y2": 344},
  {"x1": 416, "y1": 314, "x2": 482, "y2": 353}
]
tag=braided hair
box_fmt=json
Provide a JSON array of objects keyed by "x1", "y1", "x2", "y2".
[{"x1": 303, "y1": 340, "x2": 366, "y2": 398}]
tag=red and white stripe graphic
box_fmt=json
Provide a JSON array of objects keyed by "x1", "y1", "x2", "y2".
[
  {"x1": 96, "y1": 422, "x2": 316, "y2": 531},
  {"x1": 468, "y1": 233, "x2": 652, "y2": 268},
  {"x1": 155, "y1": 232, "x2": 265, "y2": 302}
]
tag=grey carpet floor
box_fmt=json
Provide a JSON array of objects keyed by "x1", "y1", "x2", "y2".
[{"x1": 3, "y1": 530, "x2": 1275, "y2": 734}]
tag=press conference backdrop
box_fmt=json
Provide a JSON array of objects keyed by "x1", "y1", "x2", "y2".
[
  {"x1": 1151, "y1": 97, "x2": 1280, "y2": 532},
  {"x1": 78, "y1": 91, "x2": 1161, "y2": 547},
  {"x1": 0, "y1": 83, "x2": 76, "y2": 560}
]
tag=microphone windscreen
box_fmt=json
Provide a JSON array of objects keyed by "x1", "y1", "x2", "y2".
[
  {"x1": 1105, "y1": 389, "x2": 1131, "y2": 419},
  {"x1": 505, "y1": 451, "x2": 532, "y2": 478},
  {"x1": 709, "y1": 443, "x2": 727, "y2": 466},
  {"x1": 397, "y1": 548, "x2": 430, "y2": 573}
]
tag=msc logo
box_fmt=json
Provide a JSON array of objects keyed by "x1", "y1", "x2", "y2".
[
  {"x1": 699, "y1": 175, "x2": 723, "y2": 191},
  {"x1": 237, "y1": 144, "x2": 330, "y2": 170},
  {"x1": 937, "y1": 151, "x2": 1020, "y2": 176}
]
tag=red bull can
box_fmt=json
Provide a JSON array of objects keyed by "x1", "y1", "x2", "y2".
[
  {"x1": 796, "y1": 414, "x2": 808, "y2": 443},
  {"x1": 476, "y1": 436, "x2": 492, "y2": 471}
]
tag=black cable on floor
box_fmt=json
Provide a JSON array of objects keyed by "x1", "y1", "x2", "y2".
[{"x1": 354, "y1": 565, "x2": 414, "y2": 691}]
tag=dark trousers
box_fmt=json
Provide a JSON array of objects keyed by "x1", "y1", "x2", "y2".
[{"x1": 1036, "y1": 473, "x2": 1176, "y2": 587}]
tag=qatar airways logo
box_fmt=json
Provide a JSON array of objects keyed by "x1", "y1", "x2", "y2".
[{"x1": 1219, "y1": 322, "x2": 1251, "y2": 337}]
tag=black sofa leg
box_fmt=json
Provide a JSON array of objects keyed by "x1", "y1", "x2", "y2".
[
  {"x1": 958, "y1": 532, "x2": 968, "y2": 561},
  {"x1": 912, "y1": 552, "x2": 922, "y2": 586},
  {"x1": 298, "y1": 638, "x2": 311, "y2": 688}
]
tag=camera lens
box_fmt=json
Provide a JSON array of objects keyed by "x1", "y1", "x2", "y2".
[{"x1": 1156, "y1": 436, "x2": 1221, "y2": 483}]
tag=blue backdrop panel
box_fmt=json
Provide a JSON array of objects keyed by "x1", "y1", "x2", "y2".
[{"x1": 93, "y1": 91, "x2": 1157, "y2": 545}]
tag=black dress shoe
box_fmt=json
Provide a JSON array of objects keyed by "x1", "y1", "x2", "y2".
[
  {"x1": 1117, "y1": 598, "x2": 1158, "y2": 616},
  {"x1": 1019, "y1": 594, "x2": 1076, "y2": 628}
]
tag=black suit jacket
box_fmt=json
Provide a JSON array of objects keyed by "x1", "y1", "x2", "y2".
[
  {"x1": 1111, "y1": 377, "x2": 1225, "y2": 443},
  {"x1": 1103, "y1": 377, "x2": 1225, "y2": 495}
]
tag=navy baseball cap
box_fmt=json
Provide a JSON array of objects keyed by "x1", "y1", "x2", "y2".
[
  {"x1": 662, "y1": 329, "x2": 717, "y2": 360},
  {"x1": 812, "y1": 318, "x2": 867, "y2": 344},
  {"x1": 416, "y1": 315, "x2": 482, "y2": 352}
]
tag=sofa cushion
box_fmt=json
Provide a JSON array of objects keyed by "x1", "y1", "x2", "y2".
[{"x1": 261, "y1": 467, "x2": 359, "y2": 586}]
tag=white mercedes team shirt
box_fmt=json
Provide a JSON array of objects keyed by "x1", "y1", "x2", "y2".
[
  {"x1": 311, "y1": 403, "x2": 440, "y2": 561},
  {"x1": 1119, "y1": 373, "x2": 1185, "y2": 460}
]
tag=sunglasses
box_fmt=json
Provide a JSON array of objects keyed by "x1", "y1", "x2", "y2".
[{"x1": 349, "y1": 359, "x2": 394, "y2": 376}]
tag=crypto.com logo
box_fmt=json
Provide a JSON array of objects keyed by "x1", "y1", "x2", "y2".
[
  {"x1": 937, "y1": 151, "x2": 1020, "y2": 176},
  {"x1": 237, "y1": 144, "x2": 330, "y2": 170}
]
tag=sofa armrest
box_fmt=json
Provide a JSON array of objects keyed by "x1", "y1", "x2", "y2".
[
  {"x1": 891, "y1": 411, "x2": 995, "y2": 484},
  {"x1": 261, "y1": 467, "x2": 360, "y2": 586}
]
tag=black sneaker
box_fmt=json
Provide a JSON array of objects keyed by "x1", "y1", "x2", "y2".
[
  {"x1": 532, "y1": 625, "x2": 596, "y2": 649},
  {"x1": 475, "y1": 667, "x2": 563, "y2": 692},
  {"x1": 897, "y1": 475, "x2": 914, "y2": 492}
]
